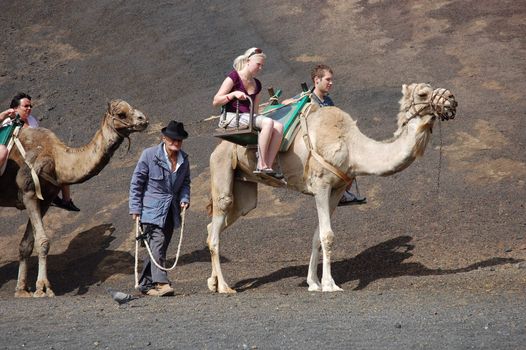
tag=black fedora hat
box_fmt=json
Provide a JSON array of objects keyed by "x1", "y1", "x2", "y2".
[{"x1": 161, "y1": 120, "x2": 188, "y2": 140}]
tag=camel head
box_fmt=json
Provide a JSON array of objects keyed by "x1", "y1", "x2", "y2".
[
  {"x1": 105, "y1": 99, "x2": 149, "y2": 136},
  {"x1": 397, "y1": 83, "x2": 457, "y2": 132},
  {"x1": 394, "y1": 83, "x2": 457, "y2": 157}
]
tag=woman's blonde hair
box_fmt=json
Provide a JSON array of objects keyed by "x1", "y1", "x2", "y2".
[{"x1": 233, "y1": 47, "x2": 266, "y2": 71}]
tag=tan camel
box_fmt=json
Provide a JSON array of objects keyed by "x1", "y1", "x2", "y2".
[
  {"x1": 0, "y1": 100, "x2": 148, "y2": 297},
  {"x1": 207, "y1": 83, "x2": 457, "y2": 293}
]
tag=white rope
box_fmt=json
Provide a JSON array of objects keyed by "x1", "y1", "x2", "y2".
[
  {"x1": 134, "y1": 217, "x2": 140, "y2": 289},
  {"x1": 12, "y1": 132, "x2": 44, "y2": 200},
  {"x1": 134, "y1": 207, "x2": 187, "y2": 289}
]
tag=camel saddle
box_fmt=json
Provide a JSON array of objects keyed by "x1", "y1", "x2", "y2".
[{"x1": 213, "y1": 93, "x2": 312, "y2": 152}]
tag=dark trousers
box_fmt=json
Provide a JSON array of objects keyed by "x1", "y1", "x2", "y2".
[{"x1": 138, "y1": 212, "x2": 174, "y2": 293}]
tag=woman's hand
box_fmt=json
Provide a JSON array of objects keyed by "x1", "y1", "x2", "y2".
[{"x1": 231, "y1": 91, "x2": 248, "y2": 100}]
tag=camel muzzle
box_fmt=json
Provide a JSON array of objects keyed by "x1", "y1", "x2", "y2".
[{"x1": 431, "y1": 88, "x2": 457, "y2": 121}]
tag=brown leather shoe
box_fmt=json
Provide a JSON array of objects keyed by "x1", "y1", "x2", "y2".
[
  {"x1": 146, "y1": 288, "x2": 162, "y2": 296},
  {"x1": 155, "y1": 283, "x2": 175, "y2": 296}
]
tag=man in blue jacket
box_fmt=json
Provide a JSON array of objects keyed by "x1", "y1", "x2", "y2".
[{"x1": 129, "y1": 120, "x2": 191, "y2": 296}]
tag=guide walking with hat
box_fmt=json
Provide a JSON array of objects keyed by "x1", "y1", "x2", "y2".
[{"x1": 129, "y1": 120, "x2": 191, "y2": 296}]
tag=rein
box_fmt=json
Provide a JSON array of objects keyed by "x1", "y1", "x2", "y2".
[
  {"x1": 436, "y1": 118, "x2": 443, "y2": 195},
  {"x1": 134, "y1": 207, "x2": 187, "y2": 289}
]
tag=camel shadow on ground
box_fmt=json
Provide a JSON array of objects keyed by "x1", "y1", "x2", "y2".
[
  {"x1": 0, "y1": 224, "x2": 219, "y2": 295},
  {"x1": 233, "y1": 235, "x2": 522, "y2": 292}
]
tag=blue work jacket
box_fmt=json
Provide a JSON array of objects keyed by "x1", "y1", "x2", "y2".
[{"x1": 129, "y1": 143, "x2": 191, "y2": 229}]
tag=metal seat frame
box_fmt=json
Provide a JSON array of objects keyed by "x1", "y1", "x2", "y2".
[{"x1": 213, "y1": 96, "x2": 259, "y2": 147}]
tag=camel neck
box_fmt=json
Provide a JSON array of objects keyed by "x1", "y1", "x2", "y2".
[{"x1": 349, "y1": 118, "x2": 430, "y2": 176}]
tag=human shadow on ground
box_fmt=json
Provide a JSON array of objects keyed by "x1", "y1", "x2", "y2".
[
  {"x1": 233, "y1": 235, "x2": 522, "y2": 292},
  {"x1": 0, "y1": 224, "x2": 223, "y2": 295}
]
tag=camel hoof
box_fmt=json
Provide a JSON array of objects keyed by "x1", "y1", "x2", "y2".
[
  {"x1": 45, "y1": 289, "x2": 56, "y2": 297},
  {"x1": 322, "y1": 284, "x2": 344, "y2": 292},
  {"x1": 218, "y1": 286, "x2": 237, "y2": 294},
  {"x1": 308, "y1": 284, "x2": 322, "y2": 292},
  {"x1": 33, "y1": 289, "x2": 47, "y2": 298},
  {"x1": 14, "y1": 290, "x2": 32, "y2": 298},
  {"x1": 207, "y1": 277, "x2": 218, "y2": 292}
]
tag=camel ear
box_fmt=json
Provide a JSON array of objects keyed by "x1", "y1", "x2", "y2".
[
  {"x1": 402, "y1": 84, "x2": 411, "y2": 98},
  {"x1": 402, "y1": 84, "x2": 415, "y2": 97},
  {"x1": 107, "y1": 100, "x2": 123, "y2": 115},
  {"x1": 399, "y1": 84, "x2": 413, "y2": 111}
]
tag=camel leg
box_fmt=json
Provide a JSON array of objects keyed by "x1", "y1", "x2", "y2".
[
  {"x1": 307, "y1": 225, "x2": 322, "y2": 291},
  {"x1": 208, "y1": 142, "x2": 235, "y2": 293},
  {"x1": 22, "y1": 195, "x2": 54, "y2": 297},
  {"x1": 15, "y1": 219, "x2": 34, "y2": 298},
  {"x1": 309, "y1": 186, "x2": 344, "y2": 292},
  {"x1": 206, "y1": 222, "x2": 218, "y2": 292},
  {"x1": 207, "y1": 179, "x2": 257, "y2": 294},
  {"x1": 207, "y1": 213, "x2": 233, "y2": 293}
]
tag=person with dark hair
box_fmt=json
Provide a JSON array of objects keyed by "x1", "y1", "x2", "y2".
[
  {"x1": 309, "y1": 64, "x2": 335, "y2": 107},
  {"x1": 1, "y1": 92, "x2": 39, "y2": 126},
  {"x1": 129, "y1": 120, "x2": 191, "y2": 297},
  {"x1": 0, "y1": 93, "x2": 39, "y2": 175},
  {"x1": 213, "y1": 47, "x2": 284, "y2": 178}
]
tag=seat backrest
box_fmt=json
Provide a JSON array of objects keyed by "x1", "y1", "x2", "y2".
[{"x1": 0, "y1": 123, "x2": 16, "y2": 146}]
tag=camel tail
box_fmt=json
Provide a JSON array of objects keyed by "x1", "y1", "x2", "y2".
[{"x1": 206, "y1": 197, "x2": 213, "y2": 217}]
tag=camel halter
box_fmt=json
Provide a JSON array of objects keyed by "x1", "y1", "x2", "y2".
[
  {"x1": 133, "y1": 207, "x2": 187, "y2": 289},
  {"x1": 404, "y1": 87, "x2": 456, "y2": 195},
  {"x1": 107, "y1": 114, "x2": 132, "y2": 153},
  {"x1": 403, "y1": 88, "x2": 457, "y2": 126}
]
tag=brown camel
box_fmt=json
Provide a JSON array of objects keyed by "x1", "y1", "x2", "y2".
[
  {"x1": 207, "y1": 83, "x2": 457, "y2": 293},
  {"x1": 0, "y1": 100, "x2": 148, "y2": 297}
]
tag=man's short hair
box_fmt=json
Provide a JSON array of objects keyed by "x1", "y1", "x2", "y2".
[{"x1": 310, "y1": 64, "x2": 333, "y2": 82}]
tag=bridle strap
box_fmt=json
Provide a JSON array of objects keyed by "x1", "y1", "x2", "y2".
[
  {"x1": 404, "y1": 88, "x2": 454, "y2": 126},
  {"x1": 107, "y1": 114, "x2": 131, "y2": 153},
  {"x1": 403, "y1": 88, "x2": 440, "y2": 126}
]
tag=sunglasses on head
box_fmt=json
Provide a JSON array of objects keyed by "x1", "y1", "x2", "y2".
[{"x1": 248, "y1": 48, "x2": 262, "y2": 58}]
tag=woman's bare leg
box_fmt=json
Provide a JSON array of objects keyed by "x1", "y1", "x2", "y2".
[
  {"x1": 266, "y1": 122, "x2": 284, "y2": 168},
  {"x1": 257, "y1": 118, "x2": 274, "y2": 169}
]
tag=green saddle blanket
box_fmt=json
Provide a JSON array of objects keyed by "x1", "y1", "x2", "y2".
[
  {"x1": 0, "y1": 118, "x2": 24, "y2": 146},
  {"x1": 0, "y1": 123, "x2": 16, "y2": 146},
  {"x1": 262, "y1": 94, "x2": 311, "y2": 152}
]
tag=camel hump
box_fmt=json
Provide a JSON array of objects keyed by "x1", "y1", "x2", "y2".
[{"x1": 18, "y1": 127, "x2": 65, "y2": 148}]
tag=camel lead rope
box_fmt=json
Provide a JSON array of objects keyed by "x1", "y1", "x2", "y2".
[
  {"x1": 436, "y1": 119, "x2": 443, "y2": 197},
  {"x1": 134, "y1": 207, "x2": 187, "y2": 289},
  {"x1": 134, "y1": 216, "x2": 140, "y2": 289}
]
